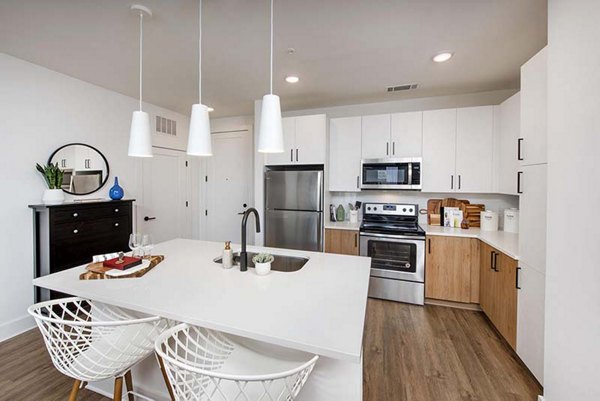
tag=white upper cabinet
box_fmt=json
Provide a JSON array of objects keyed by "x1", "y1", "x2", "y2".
[
  {"x1": 295, "y1": 114, "x2": 327, "y2": 165},
  {"x1": 498, "y1": 93, "x2": 521, "y2": 195},
  {"x1": 329, "y1": 117, "x2": 362, "y2": 192},
  {"x1": 391, "y1": 112, "x2": 423, "y2": 157},
  {"x1": 520, "y1": 47, "x2": 547, "y2": 166},
  {"x1": 265, "y1": 115, "x2": 326, "y2": 166},
  {"x1": 455, "y1": 106, "x2": 494, "y2": 193},
  {"x1": 361, "y1": 114, "x2": 391, "y2": 159},
  {"x1": 422, "y1": 109, "x2": 457, "y2": 192}
]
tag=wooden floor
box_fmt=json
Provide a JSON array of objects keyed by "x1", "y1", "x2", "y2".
[{"x1": 0, "y1": 299, "x2": 541, "y2": 401}]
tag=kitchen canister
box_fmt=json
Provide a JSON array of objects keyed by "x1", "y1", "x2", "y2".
[
  {"x1": 504, "y1": 208, "x2": 520, "y2": 233},
  {"x1": 480, "y1": 210, "x2": 499, "y2": 231}
]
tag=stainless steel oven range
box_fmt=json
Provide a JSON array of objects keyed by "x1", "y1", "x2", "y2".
[{"x1": 359, "y1": 203, "x2": 425, "y2": 305}]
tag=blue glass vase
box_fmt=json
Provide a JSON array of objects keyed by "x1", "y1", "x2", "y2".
[{"x1": 109, "y1": 177, "x2": 124, "y2": 200}]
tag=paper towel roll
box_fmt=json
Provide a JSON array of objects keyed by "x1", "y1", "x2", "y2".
[
  {"x1": 481, "y1": 210, "x2": 499, "y2": 231},
  {"x1": 504, "y1": 208, "x2": 520, "y2": 233}
]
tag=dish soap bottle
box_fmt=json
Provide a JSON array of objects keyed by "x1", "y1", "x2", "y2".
[
  {"x1": 336, "y1": 204, "x2": 346, "y2": 222},
  {"x1": 222, "y1": 241, "x2": 233, "y2": 269}
]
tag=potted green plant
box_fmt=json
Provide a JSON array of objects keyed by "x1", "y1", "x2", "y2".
[
  {"x1": 36, "y1": 163, "x2": 65, "y2": 204},
  {"x1": 252, "y1": 253, "x2": 274, "y2": 276}
]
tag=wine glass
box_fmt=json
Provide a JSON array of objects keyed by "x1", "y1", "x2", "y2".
[
  {"x1": 141, "y1": 234, "x2": 154, "y2": 258},
  {"x1": 128, "y1": 233, "x2": 143, "y2": 257}
]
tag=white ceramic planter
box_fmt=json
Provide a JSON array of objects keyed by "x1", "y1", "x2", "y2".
[
  {"x1": 254, "y1": 261, "x2": 272, "y2": 276},
  {"x1": 42, "y1": 188, "x2": 65, "y2": 205}
]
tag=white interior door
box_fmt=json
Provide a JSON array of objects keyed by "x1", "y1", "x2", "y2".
[
  {"x1": 205, "y1": 130, "x2": 253, "y2": 244},
  {"x1": 139, "y1": 148, "x2": 190, "y2": 244}
]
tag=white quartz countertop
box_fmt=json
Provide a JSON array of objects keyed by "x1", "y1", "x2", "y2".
[
  {"x1": 32, "y1": 239, "x2": 371, "y2": 362},
  {"x1": 425, "y1": 225, "x2": 519, "y2": 260},
  {"x1": 325, "y1": 220, "x2": 361, "y2": 231}
]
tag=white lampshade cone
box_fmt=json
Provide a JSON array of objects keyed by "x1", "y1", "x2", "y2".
[
  {"x1": 187, "y1": 104, "x2": 212, "y2": 156},
  {"x1": 258, "y1": 94, "x2": 284, "y2": 153},
  {"x1": 128, "y1": 110, "x2": 153, "y2": 157}
]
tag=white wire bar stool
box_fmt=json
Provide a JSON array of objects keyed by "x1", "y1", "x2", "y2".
[
  {"x1": 28, "y1": 297, "x2": 169, "y2": 401},
  {"x1": 155, "y1": 323, "x2": 319, "y2": 401}
]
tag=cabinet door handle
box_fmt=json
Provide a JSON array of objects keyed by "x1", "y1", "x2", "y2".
[
  {"x1": 386, "y1": 142, "x2": 389, "y2": 156},
  {"x1": 517, "y1": 138, "x2": 524, "y2": 161},
  {"x1": 296, "y1": 148, "x2": 298, "y2": 162},
  {"x1": 451, "y1": 175, "x2": 454, "y2": 190},
  {"x1": 114, "y1": 208, "x2": 119, "y2": 213},
  {"x1": 392, "y1": 141, "x2": 395, "y2": 155},
  {"x1": 490, "y1": 251, "x2": 495, "y2": 270},
  {"x1": 517, "y1": 171, "x2": 523, "y2": 194},
  {"x1": 493, "y1": 252, "x2": 499, "y2": 272},
  {"x1": 356, "y1": 176, "x2": 360, "y2": 189},
  {"x1": 72, "y1": 212, "x2": 78, "y2": 217},
  {"x1": 428, "y1": 238, "x2": 431, "y2": 254},
  {"x1": 114, "y1": 223, "x2": 119, "y2": 227},
  {"x1": 355, "y1": 233, "x2": 358, "y2": 248},
  {"x1": 290, "y1": 149, "x2": 293, "y2": 162},
  {"x1": 458, "y1": 175, "x2": 462, "y2": 190},
  {"x1": 516, "y1": 266, "x2": 522, "y2": 289},
  {"x1": 73, "y1": 229, "x2": 79, "y2": 234}
]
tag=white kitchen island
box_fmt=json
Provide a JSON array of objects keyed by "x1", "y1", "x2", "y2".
[{"x1": 32, "y1": 238, "x2": 371, "y2": 401}]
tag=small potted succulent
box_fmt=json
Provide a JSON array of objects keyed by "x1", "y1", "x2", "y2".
[
  {"x1": 36, "y1": 163, "x2": 65, "y2": 205},
  {"x1": 252, "y1": 253, "x2": 274, "y2": 276}
]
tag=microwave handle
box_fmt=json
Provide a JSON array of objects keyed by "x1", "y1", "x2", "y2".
[{"x1": 408, "y1": 163, "x2": 413, "y2": 186}]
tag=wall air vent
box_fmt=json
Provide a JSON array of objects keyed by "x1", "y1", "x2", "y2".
[
  {"x1": 156, "y1": 116, "x2": 177, "y2": 136},
  {"x1": 386, "y1": 83, "x2": 419, "y2": 92}
]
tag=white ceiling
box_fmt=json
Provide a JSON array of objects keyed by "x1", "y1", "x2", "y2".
[{"x1": 0, "y1": 0, "x2": 547, "y2": 117}]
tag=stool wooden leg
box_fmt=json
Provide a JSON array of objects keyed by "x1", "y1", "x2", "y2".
[
  {"x1": 113, "y1": 376, "x2": 123, "y2": 401},
  {"x1": 68, "y1": 380, "x2": 82, "y2": 401},
  {"x1": 156, "y1": 353, "x2": 176, "y2": 401},
  {"x1": 124, "y1": 370, "x2": 134, "y2": 401}
]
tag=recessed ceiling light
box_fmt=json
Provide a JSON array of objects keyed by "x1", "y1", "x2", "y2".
[
  {"x1": 285, "y1": 75, "x2": 299, "y2": 83},
  {"x1": 207, "y1": 106, "x2": 214, "y2": 112},
  {"x1": 433, "y1": 52, "x2": 453, "y2": 63}
]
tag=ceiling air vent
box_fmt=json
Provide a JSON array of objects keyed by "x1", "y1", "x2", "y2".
[
  {"x1": 156, "y1": 116, "x2": 177, "y2": 136},
  {"x1": 386, "y1": 83, "x2": 419, "y2": 92}
]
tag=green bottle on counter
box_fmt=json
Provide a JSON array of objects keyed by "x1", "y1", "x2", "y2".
[{"x1": 336, "y1": 204, "x2": 346, "y2": 222}]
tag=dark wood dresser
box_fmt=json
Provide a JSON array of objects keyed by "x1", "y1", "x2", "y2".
[{"x1": 29, "y1": 199, "x2": 134, "y2": 301}]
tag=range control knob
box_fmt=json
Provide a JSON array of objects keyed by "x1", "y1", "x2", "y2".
[
  {"x1": 367, "y1": 207, "x2": 371, "y2": 211},
  {"x1": 373, "y1": 207, "x2": 378, "y2": 211},
  {"x1": 402, "y1": 208, "x2": 407, "y2": 212}
]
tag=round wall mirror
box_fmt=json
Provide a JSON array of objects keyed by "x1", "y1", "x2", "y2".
[{"x1": 48, "y1": 143, "x2": 110, "y2": 195}]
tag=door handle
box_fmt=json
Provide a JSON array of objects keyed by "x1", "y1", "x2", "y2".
[
  {"x1": 516, "y1": 267, "x2": 522, "y2": 289},
  {"x1": 356, "y1": 176, "x2": 360, "y2": 189},
  {"x1": 451, "y1": 175, "x2": 454, "y2": 190},
  {"x1": 493, "y1": 252, "x2": 499, "y2": 272},
  {"x1": 517, "y1": 138, "x2": 524, "y2": 161},
  {"x1": 392, "y1": 142, "x2": 395, "y2": 155},
  {"x1": 354, "y1": 233, "x2": 358, "y2": 248},
  {"x1": 517, "y1": 171, "x2": 523, "y2": 194},
  {"x1": 290, "y1": 149, "x2": 293, "y2": 162},
  {"x1": 386, "y1": 142, "x2": 389, "y2": 156},
  {"x1": 490, "y1": 251, "x2": 495, "y2": 270},
  {"x1": 144, "y1": 216, "x2": 156, "y2": 221},
  {"x1": 428, "y1": 238, "x2": 431, "y2": 254},
  {"x1": 458, "y1": 175, "x2": 461, "y2": 190},
  {"x1": 296, "y1": 148, "x2": 298, "y2": 162}
]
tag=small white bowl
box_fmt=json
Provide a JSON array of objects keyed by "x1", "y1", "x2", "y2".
[{"x1": 254, "y1": 261, "x2": 272, "y2": 276}]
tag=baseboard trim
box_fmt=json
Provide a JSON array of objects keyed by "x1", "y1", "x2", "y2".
[
  {"x1": 425, "y1": 298, "x2": 482, "y2": 311},
  {"x1": 0, "y1": 314, "x2": 35, "y2": 342},
  {"x1": 87, "y1": 383, "x2": 171, "y2": 401}
]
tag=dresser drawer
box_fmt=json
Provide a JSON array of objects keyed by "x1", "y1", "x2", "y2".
[
  {"x1": 51, "y1": 234, "x2": 131, "y2": 272},
  {"x1": 51, "y1": 215, "x2": 131, "y2": 241},
  {"x1": 51, "y1": 203, "x2": 131, "y2": 224}
]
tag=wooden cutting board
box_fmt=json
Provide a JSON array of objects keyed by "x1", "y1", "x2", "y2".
[
  {"x1": 427, "y1": 198, "x2": 471, "y2": 225},
  {"x1": 79, "y1": 255, "x2": 165, "y2": 280},
  {"x1": 461, "y1": 204, "x2": 486, "y2": 228}
]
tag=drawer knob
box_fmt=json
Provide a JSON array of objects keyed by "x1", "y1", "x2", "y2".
[
  {"x1": 73, "y1": 213, "x2": 78, "y2": 217},
  {"x1": 73, "y1": 229, "x2": 79, "y2": 234},
  {"x1": 114, "y1": 223, "x2": 119, "y2": 227},
  {"x1": 114, "y1": 208, "x2": 119, "y2": 212}
]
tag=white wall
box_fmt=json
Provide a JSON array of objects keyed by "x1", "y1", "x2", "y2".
[
  {"x1": 545, "y1": 1, "x2": 600, "y2": 400},
  {"x1": 0, "y1": 53, "x2": 192, "y2": 341},
  {"x1": 253, "y1": 90, "x2": 519, "y2": 244}
]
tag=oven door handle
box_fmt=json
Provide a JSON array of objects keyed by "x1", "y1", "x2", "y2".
[{"x1": 360, "y1": 232, "x2": 425, "y2": 242}]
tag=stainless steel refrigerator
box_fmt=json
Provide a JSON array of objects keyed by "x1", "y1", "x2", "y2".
[{"x1": 265, "y1": 168, "x2": 324, "y2": 252}]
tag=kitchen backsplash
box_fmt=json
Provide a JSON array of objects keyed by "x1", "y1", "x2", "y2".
[{"x1": 328, "y1": 191, "x2": 519, "y2": 229}]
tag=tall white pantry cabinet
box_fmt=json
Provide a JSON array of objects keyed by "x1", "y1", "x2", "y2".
[{"x1": 516, "y1": 47, "x2": 548, "y2": 385}]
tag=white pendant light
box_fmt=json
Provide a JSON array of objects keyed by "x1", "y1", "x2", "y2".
[
  {"x1": 187, "y1": 0, "x2": 212, "y2": 156},
  {"x1": 258, "y1": 0, "x2": 284, "y2": 153},
  {"x1": 128, "y1": 5, "x2": 153, "y2": 158}
]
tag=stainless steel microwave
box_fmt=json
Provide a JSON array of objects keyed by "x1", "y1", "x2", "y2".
[{"x1": 360, "y1": 158, "x2": 422, "y2": 190}]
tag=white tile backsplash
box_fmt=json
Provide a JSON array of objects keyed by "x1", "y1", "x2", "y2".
[{"x1": 328, "y1": 191, "x2": 519, "y2": 228}]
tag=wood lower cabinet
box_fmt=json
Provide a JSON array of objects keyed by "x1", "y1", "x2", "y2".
[
  {"x1": 480, "y1": 242, "x2": 518, "y2": 349},
  {"x1": 325, "y1": 229, "x2": 359, "y2": 255},
  {"x1": 425, "y1": 236, "x2": 479, "y2": 303}
]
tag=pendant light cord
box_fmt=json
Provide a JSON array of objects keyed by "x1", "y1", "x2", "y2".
[
  {"x1": 139, "y1": 12, "x2": 143, "y2": 111},
  {"x1": 270, "y1": 0, "x2": 273, "y2": 94},
  {"x1": 198, "y1": 0, "x2": 202, "y2": 104}
]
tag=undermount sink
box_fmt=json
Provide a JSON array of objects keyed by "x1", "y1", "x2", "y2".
[{"x1": 213, "y1": 252, "x2": 309, "y2": 272}]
